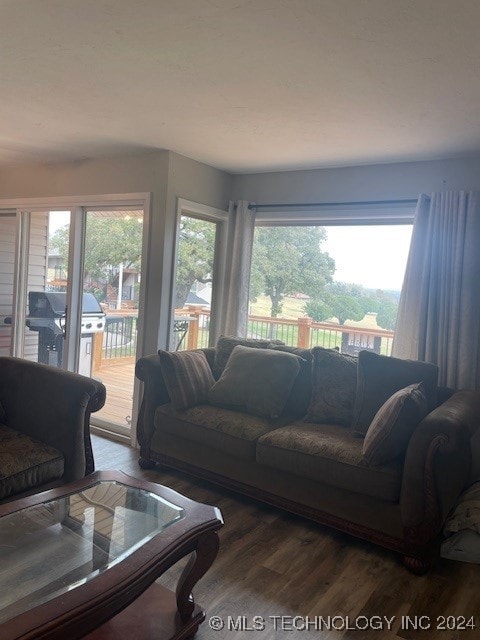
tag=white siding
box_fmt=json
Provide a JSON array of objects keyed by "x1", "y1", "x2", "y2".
[
  {"x1": 0, "y1": 214, "x2": 16, "y2": 356},
  {"x1": 24, "y1": 212, "x2": 48, "y2": 360}
]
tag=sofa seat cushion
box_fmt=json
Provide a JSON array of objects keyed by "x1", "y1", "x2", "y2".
[
  {"x1": 0, "y1": 425, "x2": 64, "y2": 500},
  {"x1": 256, "y1": 422, "x2": 402, "y2": 502},
  {"x1": 155, "y1": 403, "x2": 287, "y2": 461}
]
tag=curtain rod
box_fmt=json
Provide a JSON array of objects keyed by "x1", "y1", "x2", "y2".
[{"x1": 248, "y1": 198, "x2": 418, "y2": 210}]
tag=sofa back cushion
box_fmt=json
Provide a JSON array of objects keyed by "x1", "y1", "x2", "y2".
[
  {"x1": 268, "y1": 345, "x2": 313, "y2": 415},
  {"x1": 208, "y1": 345, "x2": 302, "y2": 419},
  {"x1": 352, "y1": 351, "x2": 439, "y2": 436},
  {"x1": 158, "y1": 349, "x2": 215, "y2": 411},
  {"x1": 362, "y1": 383, "x2": 429, "y2": 465},
  {"x1": 305, "y1": 347, "x2": 357, "y2": 426},
  {"x1": 213, "y1": 335, "x2": 284, "y2": 379}
]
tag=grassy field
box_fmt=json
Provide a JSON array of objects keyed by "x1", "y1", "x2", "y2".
[
  {"x1": 188, "y1": 295, "x2": 393, "y2": 355},
  {"x1": 249, "y1": 295, "x2": 306, "y2": 319}
]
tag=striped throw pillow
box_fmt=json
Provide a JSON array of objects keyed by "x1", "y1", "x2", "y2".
[
  {"x1": 158, "y1": 350, "x2": 215, "y2": 411},
  {"x1": 362, "y1": 383, "x2": 429, "y2": 465}
]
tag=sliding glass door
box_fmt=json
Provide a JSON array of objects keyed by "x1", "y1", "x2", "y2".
[
  {"x1": 82, "y1": 208, "x2": 144, "y2": 434},
  {"x1": 4, "y1": 199, "x2": 147, "y2": 442}
]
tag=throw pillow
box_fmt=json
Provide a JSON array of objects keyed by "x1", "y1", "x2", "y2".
[
  {"x1": 268, "y1": 345, "x2": 313, "y2": 416},
  {"x1": 351, "y1": 351, "x2": 439, "y2": 436},
  {"x1": 304, "y1": 347, "x2": 357, "y2": 426},
  {"x1": 362, "y1": 383, "x2": 429, "y2": 465},
  {"x1": 208, "y1": 345, "x2": 302, "y2": 419},
  {"x1": 212, "y1": 335, "x2": 285, "y2": 379},
  {"x1": 158, "y1": 349, "x2": 215, "y2": 411}
]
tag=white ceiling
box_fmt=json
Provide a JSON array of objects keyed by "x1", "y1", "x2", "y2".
[{"x1": 1, "y1": 0, "x2": 480, "y2": 173}]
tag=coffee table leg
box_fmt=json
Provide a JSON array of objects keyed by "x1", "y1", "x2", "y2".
[{"x1": 176, "y1": 531, "x2": 219, "y2": 622}]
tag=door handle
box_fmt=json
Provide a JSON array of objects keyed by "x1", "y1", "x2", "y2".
[{"x1": 61, "y1": 305, "x2": 68, "y2": 339}]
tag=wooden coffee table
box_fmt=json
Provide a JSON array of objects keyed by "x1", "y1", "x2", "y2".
[{"x1": 0, "y1": 471, "x2": 223, "y2": 640}]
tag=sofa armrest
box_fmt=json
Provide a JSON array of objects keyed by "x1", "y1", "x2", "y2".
[
  {"x1": 400, "y1": 390, "x2": 480, "y2": 544},
  {"x1": 0, "y1": 357, "x2": 106, "y2": 481},
  {"x1": 135, "y1": 348, "x2": 216, "y2": 448}
]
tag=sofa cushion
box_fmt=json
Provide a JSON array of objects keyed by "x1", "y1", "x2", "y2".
[
  {"x1": 213, "y1": 335, "x2": 284, "y2": 378},
  {"x1": 363, "y1": 383, "x2": 429, "y2": 465},
  {"x1": 268, "y1": 345, "x2": 313, "y2": 416},
  {"x1": 305, "y1": 347, "x2": 357, "y2": 426},
  {"x1": 208, "y1": 346, "x2": 302, "y2": 419},
  {"x1": 0, "y1": 425, "x2": 64, "y2": 500},
  {"x1": 158, "y1": 349, "x2": 215, "y2": 411},
  {"x1": 256, "y1": 422, "x2": 402, "y2": 502},
  {"x1": 352, "y1": 350, "x2": 439, "y2": 436},
  {"x1": 155, "y1": 403, "x2": 285, "y2": 460}
]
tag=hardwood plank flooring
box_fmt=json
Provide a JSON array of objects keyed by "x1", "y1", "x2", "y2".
[{"x1": 92, "y1": 435, "x2": 480, "y2": 639}]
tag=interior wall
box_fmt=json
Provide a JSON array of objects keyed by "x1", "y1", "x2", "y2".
[
  {"x1": 0, "y1": 150, "x2": 233, "y2": 353},
  {"x1": 231, "y1": 156, "x2": 480, "y2": 204}
]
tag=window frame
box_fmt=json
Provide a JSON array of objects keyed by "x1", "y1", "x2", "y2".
[
  {"x1": 249, "y1": 200, "x2": 416, "y2": 350},
  {"x1": 170, "y1": 198, "x2": 229, "y2": 350}
]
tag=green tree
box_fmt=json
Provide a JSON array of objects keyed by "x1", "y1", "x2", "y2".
[
  {"x1": 50, "y1": 217, "x2": 143, "y2": 298},
  {"x1": 175, "y1": 217, "x2": 215, "y2": 308},
  {"x1": 250, "y1": 227, "x2": 335, "y2": 317},
  {"x1": 375, "y1": 298, "x2": 398, "y2": 330},
  {"x1": 305, "y1": 292, "x2": 364, "y2": 325},
  {"x1": 331, "y1": 295, "x2": 364, "y2": 324},
  {"x1": 306, "y1": 281, "x2": 400, "y2": 329},
  {"x1": 304, "y1": 296, "x2": 334, "y2": 322}
]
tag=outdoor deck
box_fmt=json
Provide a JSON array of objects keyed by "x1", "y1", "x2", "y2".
[{"x1": 93, "y1": 360, "x2": 135, "y2": 428}]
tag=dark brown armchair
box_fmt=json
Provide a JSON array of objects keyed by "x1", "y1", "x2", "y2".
[{"x1": 0, "y1": 357, "x2": 106, "y2": 501}]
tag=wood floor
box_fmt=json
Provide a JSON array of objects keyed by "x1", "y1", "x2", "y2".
[{"x1": 92, "y1": 435, "x2": 480, "y2": 640}]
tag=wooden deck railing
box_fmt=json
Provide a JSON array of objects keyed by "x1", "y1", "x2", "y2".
[
  {"x1": 175, "y1": 306, "x2": 395, "y2": 356},
  {"x1": 92, "y1": 306, "x2": 396, "y2": 371}
]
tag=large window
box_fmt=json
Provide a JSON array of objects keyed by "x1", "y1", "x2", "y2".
[
  {"x1": 248, "y1": 223, "x2": 413, "y2": 356},
  {"x1": 170, "y1": 200, "x2": 228, "y2": 352}
]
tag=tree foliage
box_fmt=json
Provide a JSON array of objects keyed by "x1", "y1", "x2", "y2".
[
  {"x1": 50, "y1": 217, "x2": 143, "y2": 285},
  {"x1": 249, "y1": 227, "x2": 335, "y2": 317},
  {"x1": 305, "y1": 281, "x2": 400, "y2": 329},
  {"x1": 305, "y1": 292, "x2": 364, "y2": 325},
  {"x1": 50, "y1": 215, "x2": 215, "y2": 309},
  {"x1": 175, "y1": 216, "x2": 215, "y2": 308}
]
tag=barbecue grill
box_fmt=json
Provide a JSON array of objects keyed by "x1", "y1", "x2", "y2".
[{"x1": 26, "y1": 291, "x2": 105, "y2": 374}]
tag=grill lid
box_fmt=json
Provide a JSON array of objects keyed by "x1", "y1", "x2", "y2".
[{"x1": 28, "y1": 292, "x2": 104, "y2": 317}]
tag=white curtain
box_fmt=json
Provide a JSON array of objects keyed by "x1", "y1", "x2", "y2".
[
  {"x1": 221, "y1": 200, "x2": 256, "y2": 337},
  {"x1": 393, "y1": 191, "x2": 480, "y2": 389}
]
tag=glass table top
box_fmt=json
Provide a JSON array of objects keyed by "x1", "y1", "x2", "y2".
[{"x1": 0, "y1": 481, "x2": 185, "y2": 624}]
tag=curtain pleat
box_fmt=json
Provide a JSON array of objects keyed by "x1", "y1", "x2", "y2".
[
  {"x1": 393, "y1": 191, "x2": 480, "y2": 389},
  {"x1": 221, "y1": 200, "x2": 256, "y2": 337}
]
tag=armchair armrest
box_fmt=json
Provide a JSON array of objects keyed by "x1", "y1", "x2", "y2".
[
  {"x1": 0, "y1": 357, "x2": 106, "y2": 481},
  {"x1": 400, "y1": 390, "x2": 480, "y2": 544},
  {"x1": 135, "y1": 348, "x2": 216, "y2": 448}
]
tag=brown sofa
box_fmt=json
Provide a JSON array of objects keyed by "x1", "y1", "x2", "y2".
[
  {"x1": 0, "y1": 356, "x2": 106, "y2": 502},
  {"x1": 135, "y1": 343, "x2": 480, "y2": 572}
]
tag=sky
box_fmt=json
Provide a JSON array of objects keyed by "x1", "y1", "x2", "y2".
[{"x1": 322, "y1": 225, "x2": 413, "y2": 291}]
